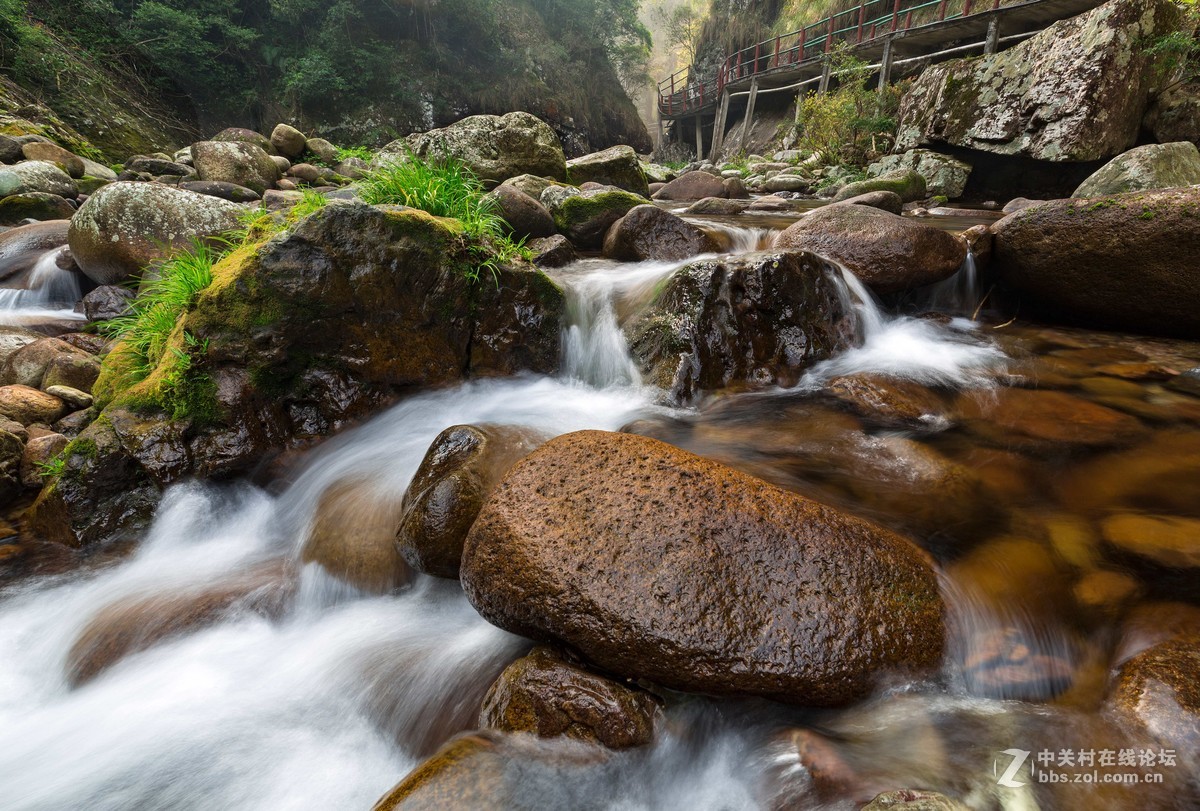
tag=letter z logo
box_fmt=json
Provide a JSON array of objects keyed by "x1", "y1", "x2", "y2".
[{"x1": 994, "y1": 749, "x2": 1030, "y2": 788}]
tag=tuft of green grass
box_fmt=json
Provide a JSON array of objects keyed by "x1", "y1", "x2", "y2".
[
  {"x1": 357, "y1": 152, "x2": 529, "y2": 283},
  {"x1": 100, "y1": 239, "x2": 226, "y2": 389}
]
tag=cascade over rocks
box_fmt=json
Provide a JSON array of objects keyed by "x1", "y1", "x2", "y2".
[
  {"x1": 626, "y1": 251, "x2": 855, "y2": 403},
  {"x1": 775, "y1": 204, "x2": 967, "y2": 294},
  {"x1": 383, "y1": 112, "x2": 568, "y2": 187},
  {"x1": 991, "y1": 188, "x2": 1200, "y2": 337},
  {"x1": 67, "y1": 182, "x2": 244, "y2": 286},
  {"x1": 601, "y1": 204, "x2": 718, "y2": 262},
  {"x1": 566, "y1": 145, "x2": 649, "y2": 196},
  {"x1": 1072, "y1": 141, "x2": 1200, "y2": 197},
  {"x1": 29, "y1": 203, "x2": 565, "y2": 547},
  {"x1": 895, "y1": 0, "x2": 1182, "y2": 162},
  {"x1": 460, "y1": 430, "x2": 946, "y2": 705},
  {"x1": 301, "y1": 476, "x2": 411, "y2": 593}
]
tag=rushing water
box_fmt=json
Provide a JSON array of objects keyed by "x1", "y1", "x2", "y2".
[
  {"x1": 1, "y1": 214, "x2": 1197, "y2": 809},
  {"x1": 0, "y1": 246, "x2": 86, "y2": 326}
]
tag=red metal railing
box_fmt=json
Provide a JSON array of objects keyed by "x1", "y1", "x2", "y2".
[{"x1": 658, "y1": 0, "x2": 997, "y2": 117}]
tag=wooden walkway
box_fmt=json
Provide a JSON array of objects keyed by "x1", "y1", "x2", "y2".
[{"x1": 658, "y1": 0, "x2": 1108, "y2": 154}]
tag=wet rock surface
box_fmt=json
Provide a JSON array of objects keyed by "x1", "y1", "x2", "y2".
[
  {"x1": 626, "y1": 251, "x2": 854, "y2": 403},
  {"x1": 461, "y1": 430, "x2": 945, "y2": 706},
  {"x1": 601, "y1": 204, "x2": 717, "y2": 262}
]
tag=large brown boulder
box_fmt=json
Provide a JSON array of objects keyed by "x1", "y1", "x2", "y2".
[
  {"x1": 460, "y1": 430, "x2": 945, "y2": 706},
  {"x1": 894, "y1": 0, "x2": 1182, "y2": 161},
  {"x1": 991, "y1": 187, "x2": 1200, "y2": 337},
  {"x1": 487, "y1": 184, "x2": 555, "y2": 240},
  {"x1": 601, "y1": 204, "x2": 718, "y2": 262},
  {"x1": 398, "y1": 424, "x2": 546, "y2": 578},
  {"x1": 774, "y1": 204, "x2": 966, "y2": 294},
  {"x1": 651, "y1": 170, "x2": 727, "y2": 201},
  {"x1": 566, "y1": 145, "x2": 649, "y2": 196},
  {"x1": 626, "y1": 251, "x2": 855, "y2": 403},
  {"x1": 1072, "y1": 141, "x2": 1200, "y2": 197},
  {"x1": 479, "y1": 646, "x2": 660, "y2": 749},
  {"x1": 190, "y1": 140, "x2": 281, "y2": 194},
  {"x1": 0, "y1": 384, "x2": 66, "y2": 425},
  {"x1": 68, "y1": 182, "x2": 243, "y2": 285}
]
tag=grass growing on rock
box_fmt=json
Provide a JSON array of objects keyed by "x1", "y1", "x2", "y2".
[{"x1": 357, "y1": 153, "x2": 530, "y2": 282}]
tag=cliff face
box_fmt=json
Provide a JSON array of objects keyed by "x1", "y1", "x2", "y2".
[{"x1": 0, "y1": 0, "x2": 649, "y2": 159}]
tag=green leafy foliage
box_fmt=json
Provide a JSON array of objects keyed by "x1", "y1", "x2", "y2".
[
  {"x1": 793, "y1": 46, "x2": 903, "y2": 167},
  {"x1": 1144, "y1": 0, "x2": 1200, "y2": 87}
]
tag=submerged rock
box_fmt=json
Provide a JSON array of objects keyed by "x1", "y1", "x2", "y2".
[
  {"x1": 625, "y1": 251, "x2": 854, "y2": 403},
  {"x1": 68, "y1": 182, "x2": 243, "y2": 285},
  {"x1": 389, "y1": 112, "x2": 567, "y2": 186},
  {"x1": 301, "y1": 476, "x2": 411, "y2": 593},
  {"x1": 991, "y1": 187, "x2": 1200, "y2": 337},
  {"x1": 775, "y1": 204, "x2": 966, "y2": 294},
  {"x1": 601, "y1": 204, "x2": 717, "y2": 262},
  {"x1": 398, "y1": 424, "x2": 546, "y2": 578},
  {"x1": 1073, "y1": 141, "x2": 1200, "y2": 197},
  {"x1": 895, "y1": 0, "x2": 1181, "y2": 161},
  {"x1": 460, "y1": 430, "x2": 945, "y2": 706},
  {"x1": 479, "y1": 646, "x2": 660, "y2": 749}
]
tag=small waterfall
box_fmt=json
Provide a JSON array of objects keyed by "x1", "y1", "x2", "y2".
[
  {"x1": 801, "y1": 263, "x2": 1008, "y2": 389},
  {"x1": 919, "y1": 249, "x2": 983, "y2": 317},
  {"x1": 696, "y1": 222, "x2": 777, "y2": 254},
  {"x1": 559, "y1": 258, "x2": 694, "y2": 389},
  {"x1": 0, "y1": 246, "x2": 86, "y2": 324}
]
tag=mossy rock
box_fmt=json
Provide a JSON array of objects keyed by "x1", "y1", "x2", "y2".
[
  {"x1": 832, "y1": 169, "x2": 927, "y2": 203},
  {"x1": 548, "y1": 188, "x2": 646, "y2": 249}
]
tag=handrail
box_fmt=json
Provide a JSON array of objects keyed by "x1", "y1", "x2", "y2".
[{"x1": 658, "y1": 0, "x2": 1005, "y2": 117}]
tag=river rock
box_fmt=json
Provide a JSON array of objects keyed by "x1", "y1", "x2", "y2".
[
  {"x1": 626, "y1": 251, "x2": 855, "y2": 403},
  {"x1": 213, "y1": 127, "x2": 273, "y2": 154},
  {"x1": 775, "y1": 204, "x2": 965, "y2": 294},
  {"x1": 1072, "y1": 141, "x2": 1200, "y2": 197},
  {"x1": 832, "y1": 169, "x2": 926, "y2": 204},
  {"x1": 67, "y1": 182, "x2": 243, "y2": 285},
  {"x1": 544, "y1": 187, "x2": 646, "y2": 249},
  {"x1": 1100, "y1": 513, "x2": 1200, "y2": 569},
  {"x1": 191, "y1": 140, "x2": 281, "y2": 194},
  {"x1": 652, "y1": 170, "x2": 727, "y2": 200},
  {"x1": 498, "y1": 174, "x2": 564, "y2": 201},
  {"x1": 862, "y1": 790, "x2": 972, "y2": 810},
  {"x1": 270, "y1": 123, "x2": 307, "y2": 158},
  {"x1": 0, "y1": 384, "x2": 66, "y2": 425},
  {"x1": 0, "y1": 428, "x2": 22, "y2": 502},
  {"x1": 398, "y1": 424, "x2": 545, "y2": 578},
  {"x1": 528, "y1": 235, "x2": 577, "y2": 268},
  {"x1": 44, "y1": 385, "x2": 92, "y2": 410},
  {"x1": 0, "y1": 326, "x2": 42, "y2": 369},
  {"x1": 2, "y1": 336, "x2": 95, "y2": 389},
  {"x1": 124, "y1": 156, "x2": 195, "y2": 177},
  {"x1": 65, "y1": 561, "x2": 293, "y2": 685},
  {"x1": 1145, "y1": 81, "x2": 1200, "y2": 147},
  {"x1": 830, "y1": 190, "x2": 904, "y2": 215},
  {"x1": 825, "y1": 374, "x2": 950, "y2": 431},
  {"x1": 0, "y1": 193, "x2": 74, "y2": 225},
  {"x1": 958, "y1": 387, "x2": 1144, "y2": 451},
  {"x1": 460, "y1": 430, "x2": 945, "y2": 705},
  {"x1": 684, "y1": 197, "x2": 748, "y2": 215},
  {"x1": 9, "y1": 160, "x2": 76, "y2": 198},
  {"x1": 301, "y1": 476, "x2": 411, "y2": 593},
  {"x1": 19, "y1": 431, "x2": 66, "y2": 488},
  {"x1": 178, "y1": 180, "x2": 262, "y2": 203},
  {"x1": 991, "y1": 187, "x2": 1200, "y2": 336},
  {"x1": 1106, "y1": 635, "x2": 1200, "y2": 754},
  {"x1": 20, "y1": 142, "x2": 85, "y2": 178},
  {"x1": 601, "y1": 204, "x2": 717, "y2": 262},
  {"x1": 895, "y1": 0, "x2": 1182, "y2": 161},
  {"x1": 762, "y1": 174, "x2": 813, "y2": 194},
  {"x1": 479, "y1": 646, "x2": 660, "y2": 749},
  {"x1": 391, "y1": 112, "x2": 566, "y2": 186},
  {"x1": 868, "y1": 150, "x2": 971, "y2": 199},
  {"x1": 487, "y1": 185, "x2": 555, "y2": 239},
  {"x1": 81, "y1": 285, "x2": 133, "y2": 322},
  {"x1": 566, "y1": 145, "x2": 649, "y2": 196},
  {"x1": 1115, "y1": 601, "x2": 1200, "y2": 665}
]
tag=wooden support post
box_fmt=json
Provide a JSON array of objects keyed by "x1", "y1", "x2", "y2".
[
  {"x1": 877, "y1": 36, "x2": 894, "y2": 91},
  {"x1": 938, "y1": 0, "x2": 948, "y2": 21},
  {"x1": 819, "y1": 58, "x2": 833, "y2": 94},
  {"x1": 695, "y1": 114, "x2": 704, "y2": 159},
  {"x1": 825, "y1": 15, "x2": 835, "y2": 54},
  {"x1": 657, "y1": 114, "x2": 665, "y2": 150},
  {"x1": 857, "y1": 1, "x2": 866, "y2": 42},
  {"x1": 711, "y1": 90, "x2": 731, "y2": 161},
  {"x1": 963, "y1": 0, "x2": 973, "y2": 15},
  {"x1": 890, "y1": 0, "x2": 902, "y2": 32},
  {"x1": 985, "y1": 16, "x2": 1000, "y2": 53},
  {"x1": 738, "y1": 77, "x2": 760, "y2": 154}
]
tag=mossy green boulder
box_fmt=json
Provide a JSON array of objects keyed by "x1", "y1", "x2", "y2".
[
  {"x1": 1072, "y1": 141, "x2": 1200, "y2": 198},
  {"x1": 544, "y1": 187, "x2": 646, "y2": 249},
  {"x1": 832, "y1": 169, "x2": 927, "y2": 203}
]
